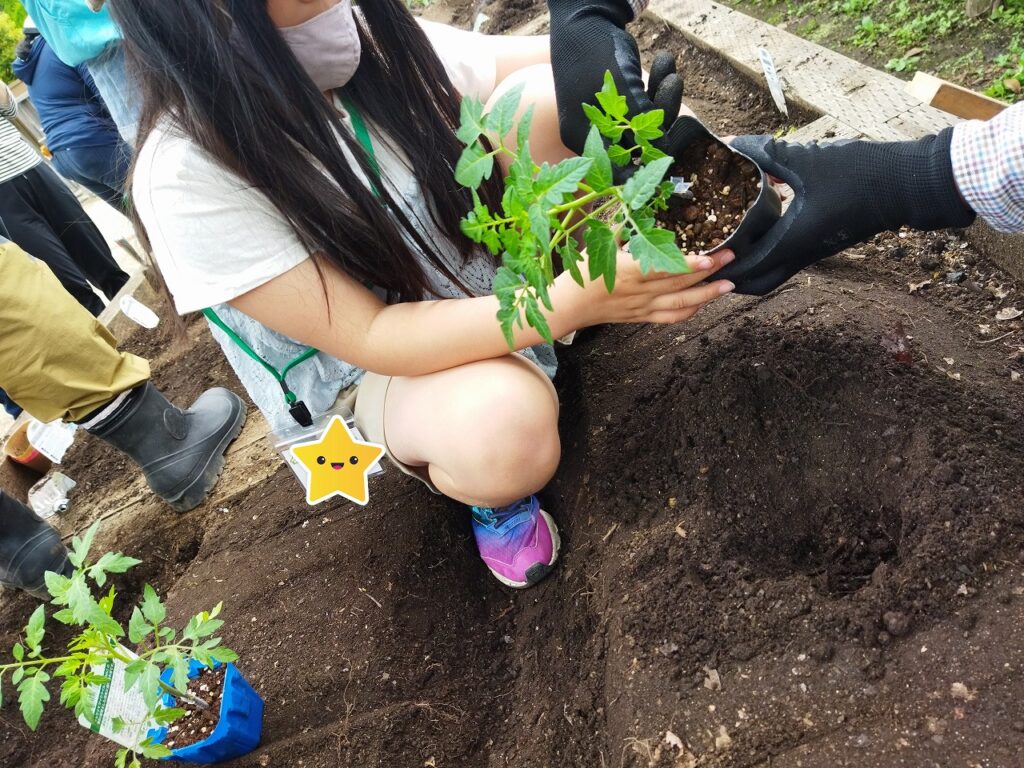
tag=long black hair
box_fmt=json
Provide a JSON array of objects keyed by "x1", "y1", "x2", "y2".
[{"x1": 106, "y1": 0, "x2": 504, "y2": 302}]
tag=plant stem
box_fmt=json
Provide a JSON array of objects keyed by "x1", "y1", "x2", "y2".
[
  {"x1": 157, "y1": 679, "x2": 212, "y2": 714},
  {"x1": 0, "y1": 655, "x2": 80, "y2": 672},
  {"x1": 551, "y1": 190, "x2": 604, "y2": 214}
]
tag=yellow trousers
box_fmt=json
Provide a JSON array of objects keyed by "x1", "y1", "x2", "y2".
[{"x1": 0, "y1": 243, "x2": 150, "y2": 422}]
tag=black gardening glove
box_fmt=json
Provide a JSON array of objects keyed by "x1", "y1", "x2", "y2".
[
  {"x1": 716, "y1": 128, "x2": 977, "y2": 295},
  {"x1": 547, "y1": 0, "x2": 693, "y2": 179}
]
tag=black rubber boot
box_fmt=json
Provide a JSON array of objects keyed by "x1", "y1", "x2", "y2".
[
  {"x1": 0, "y1": 491, "x2": 71, "y2": 599},
  {"x1": 87, "y1": 382, "x2": 246, "y2": 512}
]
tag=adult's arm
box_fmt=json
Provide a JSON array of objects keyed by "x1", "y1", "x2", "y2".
[
  {"x1": 950, "y1": 102, "x2": 1024, "y2": 233},
  {"x1": 0, "y1": 83, "x2": 18, "y2": 118},
  {"x1": 715, "y1": 120, "x2": 985, "y2": 294}
]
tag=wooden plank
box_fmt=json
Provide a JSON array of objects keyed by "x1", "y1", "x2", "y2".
[
  {"x1": 646, "y1": 0, "x2": 958, "y2": 141},
  {"x1": 907, "y1": 72, "x2": 1006, "y2": 121}
]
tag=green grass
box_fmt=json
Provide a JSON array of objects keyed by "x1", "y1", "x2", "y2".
[{"x1": 725, "y1": 0, "x2": 1024, "y2": 102}]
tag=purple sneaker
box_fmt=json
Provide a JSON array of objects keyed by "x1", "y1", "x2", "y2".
[{"x1": 470, "y1": 495, "x2": 561, "y2": 588}]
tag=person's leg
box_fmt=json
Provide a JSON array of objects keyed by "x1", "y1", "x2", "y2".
[
  {"x1": 382, "y1": 355, "x2": 561, "y2": 508},
  {"x1": 0, "y1": 241, "x2": 246, "y2": 512},
  {"x1": 0, "y1": 490, "x2": 71, "y2": 599},
  {"x1": 0, "y1": 173, "x2": 105, "y2": 315},
  {"x1": 0, "y1": 387, "x2": 22, "y2": 418},
  {"x1": 50, "y1": 145, "x2": 128, "y2": 211},
  {"x1": 0, "y1": 241, "x2": 150, "y2": 422},
  {"x1": 23, "y1": 163, "x2": 129, "y2": 301}
]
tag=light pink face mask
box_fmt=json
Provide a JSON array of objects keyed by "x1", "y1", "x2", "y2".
[{"x1": 278, "y1": 0, "x2": 362, "y2": 92}]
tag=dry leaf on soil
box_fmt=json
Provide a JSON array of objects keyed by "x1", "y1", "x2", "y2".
[{"x1": 995, "y1": 307, "x2": 1022, "y2": 322}]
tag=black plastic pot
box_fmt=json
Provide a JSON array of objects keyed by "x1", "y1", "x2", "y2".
[{"x1": 656, "y1": 115, "x2": 782, "y2": 264}]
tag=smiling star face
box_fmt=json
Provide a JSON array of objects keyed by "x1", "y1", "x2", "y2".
[{"x1": 290, "y1": 416, "x2": 385, "y2": 505}]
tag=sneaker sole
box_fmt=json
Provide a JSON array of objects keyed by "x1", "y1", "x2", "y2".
[
  {"x1": 489, "y1": 509, "x2": 562, "y2": 589},
  {"x1": 167, "y1": 396, "x2": 247, "y2": 513}
]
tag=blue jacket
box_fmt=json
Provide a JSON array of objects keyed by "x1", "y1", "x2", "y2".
[
  {"x1": 13, "y1": 36, "x2": 122, "y2": 152},
  {"x1": 18, "y1": 0, "x2": 120, "y2": 67}
]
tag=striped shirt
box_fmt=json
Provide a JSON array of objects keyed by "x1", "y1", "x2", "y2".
[
  {"x1": 0, "y1": 83, "x2": 43, "y2": 184},
  {"x1": 951, "y1": 102, "x2": 1024, "y2": 233}
]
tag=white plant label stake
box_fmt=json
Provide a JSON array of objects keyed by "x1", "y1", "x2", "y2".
[
  {"x1": 758, "y1": 48, "x2": 789, "y2": 117},
  {"x1": 77, "y1": 651, "x2": 160, "y2": 751}
]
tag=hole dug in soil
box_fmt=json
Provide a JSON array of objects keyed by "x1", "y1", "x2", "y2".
[{"x1": 596, "y1": 317, "x2": 1023, "y2": 683}]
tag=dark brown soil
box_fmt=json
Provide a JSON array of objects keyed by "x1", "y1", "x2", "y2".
[
  {"x1": 658, "y1": 138, "x2": 762, "y2": 255},
  {"x1": 2, "y1": 4, "x2": 1023, "y2": 768},
  {"x1": 165, "y1": 666, "x2": 225, "y2": 751}
]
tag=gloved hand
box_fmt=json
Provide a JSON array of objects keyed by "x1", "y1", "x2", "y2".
[
  {"x1": 547, "y1": 0, "x2": 692, "y2": 179},
  {"x1": 716, "y1": 128, "x2": 978, "y2": 295}
]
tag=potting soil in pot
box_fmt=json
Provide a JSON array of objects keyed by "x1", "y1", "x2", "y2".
[
  {"x1": 657, "y1": 138, "x2": 763, "y2": 255},
  {"x1": 164, "y1": 666, "x2": 225, "y2": 750}
]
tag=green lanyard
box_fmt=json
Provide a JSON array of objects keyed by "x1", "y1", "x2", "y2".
[{"x1": 204, "y1": 100, "x2": 381, "y2": 428}]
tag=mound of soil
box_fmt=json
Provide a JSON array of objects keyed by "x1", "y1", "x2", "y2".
[{"x1": 2, "y1": 5, "x2": 1023, "y2": 768}]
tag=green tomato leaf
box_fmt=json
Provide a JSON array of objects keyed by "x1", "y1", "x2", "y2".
[
  {"x1": 484, "y1": 82, "x2": 525, "y2": 140},
  {"x1": 629, "y1": 109, "x2": 666, "y2": 141},
  {"x1": 596, "y1": 70, "x2": 628, "y2": 121},
  {"x1": 88, "y1": 603, "x2": 125, "y2": 638},
  {"x1": 583, "y1": 126, "x2": 613, "y2": 192},
  {"x1": 516, "y1": 103, "x2": 535, "y2": 152},
  {"x1": 59, "y1": 676, "x2": 81, "y2": 707},
  {"x1": 582, "y1": 103, "x2": 625, "y2": 142},
  {"x1": 558, "y1": 240, "x2": 585, "y2": 288},
  {"x1": 210, "y1": 647, "x2": 239, "y2": 664},
  {"x1": 533, "y1": 157, "x2": 593, "y2": 207},
  {"x1": 18, "y1": 672, "x2": 50, "y2": 731},
  {"x1": 584, "y1": 220, "x2": 618, "y2": 293},
  {"x1": 52, "y1": 608, "x2": 75, "y2": 625},
  {"x1": 12, "y1": 642, "x2": 24, "y2": 661},
  {"x1": 628, "y1": 225, "x2": 688, "y2": 275},
  {"x1": 66, "y1": 574, "x2": 95, "y2": 625},
  {"x1": 455, "y1": 143, "x2": 495, "y2": 190},
  {"x1": 25, "y1": 605, "x2": 45, "y2": 651},
  {"x1": 69, "y1": 521, "x2": 100, "y2": 570},
  {"x1": 89, "y1": 552, "x2": 142, "y2": 588},
  {"x1": 607, "y1": 144, "x2": 633, "y2": 167},
  {"x1": 12, "y1": 666, "x2": 25, "y2": 685},
  {"x1": 140, "y1": 739, "x2": 173, "y2": 759},
  {"x1": 128, "y1": 607, "x2": 153, "y2": 645},
  {"x1": 122, "y1": 658, "x2": 147, "y2": 694},
  {"x1": 640, "y1": 142, "x2": 669, "y2": 164},
  {"x1": 456, "y1": 95, "x2": 486, "y2": 144},
  {"x1": 45, "y1": 571, "x2": 71, "y2": 602},
  {"x1": 622, "y1": 156, "x2": 674, "y2": 210},
  {"x1": 115, "y1": 748, "x2": 128, "y2": 768},
  {"x1": 153, "y1": 706, "x2": 186, "y2": 726},
  {"x1": 139, "y1": 662, "x2": 162, "y2": 711},
  {"x1": 140, "y1": 584, "x2": 166, "y2": 626},
  {"x1": 523, "y1": 293, "x2": 554, "y2": 345},
  {"x1": 527, "y1": 202, "x2": 551, "y2": 258}
]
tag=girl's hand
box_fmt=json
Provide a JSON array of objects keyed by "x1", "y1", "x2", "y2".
[{"x1": 557, "y1": 248, "x2": 736, "y2": 329}]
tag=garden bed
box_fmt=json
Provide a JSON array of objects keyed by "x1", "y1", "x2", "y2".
[{"x1": 2, "y1": 4, "x2": 1023, "y2": 767}]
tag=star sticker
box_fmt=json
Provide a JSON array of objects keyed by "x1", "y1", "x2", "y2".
[{"x1": 289, "y1": 416, "x2": 385, "y2": 505}]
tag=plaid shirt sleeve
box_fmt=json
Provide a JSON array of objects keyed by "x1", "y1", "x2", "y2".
[{"x1": 951, "y1": 103, "x2": 1024, "y2": 233}]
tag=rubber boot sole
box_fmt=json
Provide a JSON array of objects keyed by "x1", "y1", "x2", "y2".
[{"x1": 166, "y1": 398, "x2": 247, "y2": 513}]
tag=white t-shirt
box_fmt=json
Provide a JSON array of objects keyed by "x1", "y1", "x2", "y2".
[
  {"x1": 131, "y1": 19, "x2": 556, "y2": 432},
  {"x1": 133, "y1": 19, "x2": 499, "y2": 314}
]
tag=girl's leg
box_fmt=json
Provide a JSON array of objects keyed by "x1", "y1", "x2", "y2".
[{"x1": 382, "y1": 355, "x2": 560, "y2": 508}]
